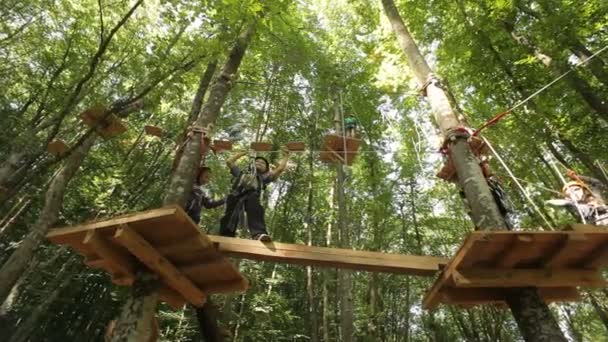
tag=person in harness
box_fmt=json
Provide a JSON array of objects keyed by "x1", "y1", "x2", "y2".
[
  {"x1": 546, "y1": 170, "x2": 608, "y2": 226},
  {"x1": 219, "y1": 147, "x2": 291, "y2": 241},
  {"x1": 184, "y1": 166, "x2": 226, "y2": 225}
]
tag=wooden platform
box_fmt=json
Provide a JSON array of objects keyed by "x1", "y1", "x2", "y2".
[
  {"x1": 46, "y1": 206, "x2": 248, "y2": 309},
  {"x1": 80, "y1": 105, "x2": 127, "y2": 138},
  {"x1": 319, "y1": 134, "x2": 361, "y2": 166},
  {"x1": 47, "y1": 139, "x2": 69, "y2": 156},
  {"x1": 212, "y1": 139, "x2": 233, "y2": 152},
  {"x1": 208, "y1": 235, "x2": 447, "y2": 276},
  {"x1": 286, "y1": 141, "x2": 305, "y2": 152},
  {"x1": 144, "y1": 125, "x2": 164, "y2": 137},
  {"x1": 250, "y1": 142, "x2": 273, "y2": 152},
  {"x1": 423, "y1": 228, "x2": 608, "y2": 309}
]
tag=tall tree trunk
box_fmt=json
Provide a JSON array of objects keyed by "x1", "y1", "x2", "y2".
[
  {"x1": 501, "y1": 21, "x2": 608, "y2": 121},
  {"x1": 322, "y1": 183, "x2": 334, "y2": 342},
  {"x1": 9, "y1": 260, "x2": 76, "y2": 342},
  {"x1": 380, "y1": 1, "x2": 567, "y2": 341},
  {"x1": 332, "y1": 89, "x2": 353, "y2": 342},
  {"x1": 0, "y1": 134, "x2": 96, "y2": 304},
  {"x1": 569, "y1": 40, "x2": 608, "y2": 87},
  {"x1": 305, "y1": 127, "x2": 319, "y2": 342},
  {"x1": 112, "y1": 23, "x2": 257, "y2": 342},
  {"x1": 188, "y1": 61, "x2": 218, "y2": 123}
]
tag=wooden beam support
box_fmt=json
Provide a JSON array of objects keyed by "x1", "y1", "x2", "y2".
[
  {"x1": 582, "y1": 243, "x2": 608, "y2": 268},
  {"x1": 158, "y1": 287, "x2": 187, "y2": 310},
  {"x1": 542, "y1": 233, "x2": 588, "y2": 267},
  {"x1": 494, "y1": 235, "x2": 534, "y2": 268},
  {"x1": 452, "y1": 268, "x2": 606, "y2": 288},
  {"x1": 156, "y1": 235, "x2": 213, "y2": 256},
  {"x1": 422, "y1": 233, "x2": 483, "y2": 309},
  {"x1": 113, "y1": 224, "x2": 206, "y2": 307},
  {"x1": 207, "y1": 235, "x2": 447, "y2": 276},
  {"x1": 83, "y1": 230, "x2": 135, "y2": 281}
]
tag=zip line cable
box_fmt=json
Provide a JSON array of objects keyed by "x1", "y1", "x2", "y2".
[{"x1": 474, "y1": 43, "x2": 608, "y2": 135}]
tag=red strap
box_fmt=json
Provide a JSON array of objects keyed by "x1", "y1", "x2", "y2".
[{"x1": 473, "y1": 110, "x2": 511, "y2": 136}]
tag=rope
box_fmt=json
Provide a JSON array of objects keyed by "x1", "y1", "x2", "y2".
[
  {"x1": 482, "y1": 137, "x2": 555, "y2": 229},
  {"x1": 474, "y1": 44, "x2": 608, "y2": 135}
]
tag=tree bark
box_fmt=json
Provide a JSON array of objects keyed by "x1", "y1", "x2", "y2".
[
  {"x1": 188, "y1": 61, "x2": 218, "y2": 123},
  {"x1": 165, "y1": 23, "x2": 256, "y2": 207},
  {"x1": 332, "y1": 89, "x2": 353, "y2": 342},
  {"x1": 305, "y1": 130, "x2": 319, "y2": 342},
  {"x1": 0, "y1": 134, "x2": 96, "y2": 304},
  {"x1": 113, "y1": 23, "x2": 257, "y2": 342},
  {"x1": 380, "y1": 0, "x2": 567, "y2": 341},
  {"x1": 9, "y1": 260, "x2": 75, "y2": 342}
]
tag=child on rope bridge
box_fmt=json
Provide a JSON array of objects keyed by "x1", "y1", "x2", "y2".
[
  {"x1": 185, "y1": 166, "x2": 226, "y2": 225},
  {"x1": 546, "y1": 170, "x2": 608, "y2": 225},
  {"x1": 219, "y1": 147, "x2": 291, "y2": 242}
]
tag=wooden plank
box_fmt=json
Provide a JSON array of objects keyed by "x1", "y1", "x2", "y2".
[
  {"x1": 113, "y1": 224, "x2": 206, "y2": 307},
  {"x1": 494, "y1": 235, "x2": 534, "y2": 268},
  {"x1": 83, "y1": 230, "x2": 135, "y2": 280},
  {"x1": 582, "y1": 242, "x2": 608, "y2": 268},
  {"x1": 286, "y1": 141, "x2": 305, "y2": 151},
  {"x1": 208, "y1": 235, "x2": 446, "y2": 276},
  {"x1": 422, "y1": 233, "x2": 483, "y2": 309},
  {"x1": 47, "y1": 206, "x2": 181, "y2": 243},
  {"x1": 156, "y1": 235, "x2": 213, "y2": 256},
  {"x1": 250, "y1": 142, "x2": 272, "y2": 151},
  {"x1": 567, "y1": 224, "x2": 606, "y2": 232},
  {"x1": 542, "y1": 233, "x2": 588, "y2": 267},
  {"x1": 158, "y1": 287, "x2": 187, "y2": 310},
  {"x1": 47, "y1": 139, "x2": 69, "y2": 156},
  {"x1": 144, "y1": 125, "x2": 164, "y2": 137},
  {"x1": 452, "y1": 268, "x2": 605, "y2": 288},
  {"x1": 180, "y1": 258, "x2": 238, "y2": 281}
]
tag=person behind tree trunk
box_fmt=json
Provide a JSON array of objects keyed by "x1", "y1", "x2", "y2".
[
  {"x1": 184, "y1": 166, "x2": 225, "y2": 225},
  {"x1": 344, "y1": 114, "x2": 357, "y2": 138},
  {"x1": 546, "y1": 170, "x2": 608, "y2": 225},
  {"x1": 219, "y1": 147, "x2": 291, "y2": 241}
]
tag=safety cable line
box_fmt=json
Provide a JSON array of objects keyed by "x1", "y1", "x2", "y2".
[
  {"x1": 475, "y1": 44, "x2": 608, "y2": 134},
  {"x1": 511, "y1": 176, "x2": 562, "y2": 195},
  {"x1": 482, "y1": 137, "x2": 555, "y2": 229}
]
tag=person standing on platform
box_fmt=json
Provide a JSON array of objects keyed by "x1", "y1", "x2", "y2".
[{"x1": 219, "y1": 147, "x2": 291, "y2": 241}]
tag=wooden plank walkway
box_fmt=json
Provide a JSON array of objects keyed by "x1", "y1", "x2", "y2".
[
  {"x1": 423, "y1": 226, "x2": 608, "y2": 309},
  {"x1": 47, "y1": 206, "x2": 448, "y2": 309},
  {"x1": 208, "y1": 235, "x2": 447, "y2": 276}
]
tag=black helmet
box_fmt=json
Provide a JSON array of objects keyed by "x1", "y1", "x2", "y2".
[{"x1": 255, "y1": 156, "x2": 270, "y2": 172}]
